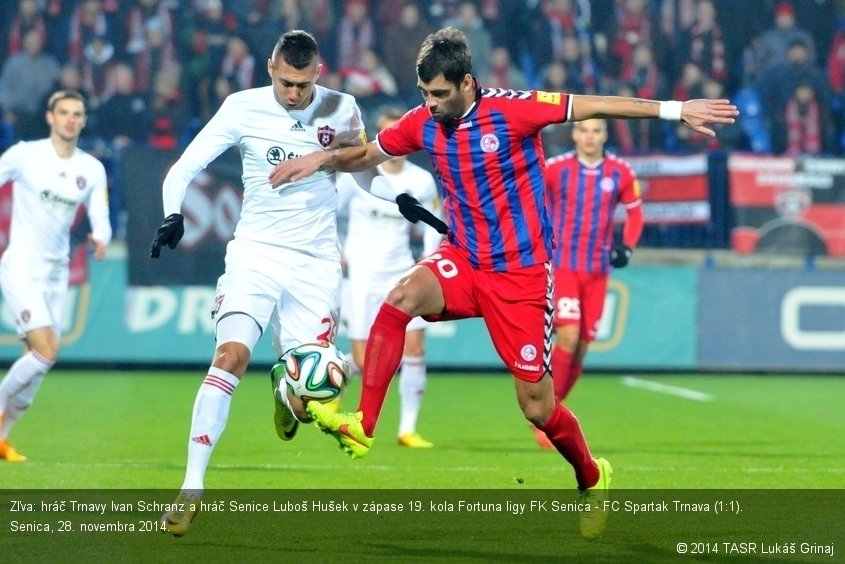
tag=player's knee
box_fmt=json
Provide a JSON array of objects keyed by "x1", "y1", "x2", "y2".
[
  {"x1": 212, "y1": 342, "x2": 251, "y2": 375},
  {"x1": 521, "y1": 401, "x2": 548, "y2": 427},
  {"x1": 383, "y1": 285, "x2": 419, "y2": 314},
  {"x1": 554, "y1": 327, "x2": 580, "y2": 352}
]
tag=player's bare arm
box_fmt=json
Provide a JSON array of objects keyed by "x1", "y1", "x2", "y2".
[
  {"x1": 268, "y1": 142, "x2": 388, "y2": 187},
  {"x1": 570, "y1": 95, "x2": 739, "y2": 138}
]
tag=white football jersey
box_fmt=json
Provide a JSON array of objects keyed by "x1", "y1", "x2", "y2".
[
  {"x1": 0, "y1": 138, "x2": 111, "y2": 266},
  {"x1": 338, "y1": 160, "x2": 441, "y2": 278},
  {"x1": 162, "y1": 85, "x2": 364, "y2": 261}
]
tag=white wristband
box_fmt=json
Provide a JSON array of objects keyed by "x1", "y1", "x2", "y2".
[{"x1": 659, "y1": 100, "x2": 684, "y2": 121}]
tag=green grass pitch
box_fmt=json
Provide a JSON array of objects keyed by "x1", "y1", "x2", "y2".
[
  {"x1": 2, "y1": 370, "x2": 843, "y2": 490},
  {"x1": 1, "y1": 371, "x2": 843, "y2": 562}
]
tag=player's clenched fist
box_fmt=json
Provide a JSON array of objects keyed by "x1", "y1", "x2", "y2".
[
  {"x1": 150, "y1": 213, "x2": 185, "y2": 258},
  {"x1": 396, "y1": 193, "x2": 448, "y2": 234}
]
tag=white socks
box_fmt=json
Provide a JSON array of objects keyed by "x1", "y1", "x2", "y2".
[
  {"x1": 181, "y1": 366, "x2": 240, "y2": 491},
  {"x1": 398, "y1": 356, "x2": 426, "y2": 436},
  {"x1": 0, "y1": 351, "x2": 54, "y2": 439}
]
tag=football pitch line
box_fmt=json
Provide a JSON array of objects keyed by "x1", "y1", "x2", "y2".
[{"x1": 620, "y1": 376, "x2": 714, "y2": 401}]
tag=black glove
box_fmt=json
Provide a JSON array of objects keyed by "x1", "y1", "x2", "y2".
[
  {"x1": 609, "y1": 244, "x2": 633, "y2": 268},
  {"x1": 396, "y1": 193, "x2": 448, "y2": 234},
  {"x1": 150, "y1": 213, "x2": 185, "y2": 258}
]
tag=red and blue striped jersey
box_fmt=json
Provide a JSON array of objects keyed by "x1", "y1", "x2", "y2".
[
  {"x1": 545, "y1": 152, "x2": 641, "y2": 274},
  {"x1": 376, "y1": 88, "x2": 573, "y2": 271}
]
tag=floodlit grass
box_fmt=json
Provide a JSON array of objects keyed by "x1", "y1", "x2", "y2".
[
  {"x1": 2, "y1": 371, "x2": 843, "y2": 562},
  {"x1": 2, "y1": 371, "x2": 843, "y2": 489}
]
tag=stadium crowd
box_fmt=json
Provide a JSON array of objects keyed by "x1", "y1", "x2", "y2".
[{"x1": 0, "y1": 0, "x2": 842, "y2": 233}]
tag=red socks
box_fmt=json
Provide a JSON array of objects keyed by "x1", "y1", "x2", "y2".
[
  {"x1": 551, "y1": 346, "x2": 583, "y2": 401},
  {"x1": 539, "y1": 403, "x2": 599, "y2": 490},
  {"x1": 550, "y1": 346, "x2": 572, "y2": 402},
  {"x1": 357, "y1": 303, "x2": 411, "y2": 436}
]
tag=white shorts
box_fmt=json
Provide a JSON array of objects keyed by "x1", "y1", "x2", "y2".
[
  {"x1": 213, "y1": 239, "x2": 342, "y2": 359},
  {"x1": 0, "y1": 256, "x2": 68, "y2": 337},
  {"x1": 342, "y1": 270, "x2": 427, "y2": 341}
]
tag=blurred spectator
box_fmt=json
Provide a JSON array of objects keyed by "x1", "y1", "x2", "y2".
[
  {"x1": 672, "y1": 61, "x2": 705, "y2": 100},
  {"x1": 827, "y1": 19, "x2": 845, "y2": 153},
  {"x1": 125, "y1": 0, "x2": 178, "y2": 93},
  {"x1": 610, "y1": 0, "x2": 653, "y2": 80},
  {"x1": 607, "y1": 83, "x2": 662, "y2": 154},
  {"x1": 80, "y1": 34, "x2": 118, "y2": 108},
  {"x1": 754, "y1": 1, "x2": 816, "y2": 72},
  {"x1": 427, "y1": 0, "x2": 462, "y2": 26},
  {"x1": 53, "y1": 63, "x2": 87, "y2": 96},
  {"x1": 383, "y1": 2, "x2": 433, "y2": 103},
  {"x1": 480, "y1": 46, "x2": 529, "y2": 90},
  {"x1": 276, "y1": 0, "x2": 313, "y2": 40},
  {"x1": 559, "y1": 33, "x2": 600, "y2": 94},
  {"x1": 341, "y1": 49, "x2": 398, "y2": 101},
  {"x1": 672, "y1": 77, "x2": 742, "y2": 152},
  {"x1": 733, "y1": 78, "x2": 771, "y2": 153},
  {"x1": 785, "y1": 81, "x2": 831, "y2": 156},
  {"x1": 545, "y1": 0, "x2": 583, "y2": 60},
  {"x1": 447, "y1": 2, "x2": 492, "y2": 80},
  {"x1": 759, "y1": 40, "x2": 830, "y2": 154},
  {"x1": 628, "y1": 44, "x2": 663, "y2": 100},
  {"x1": 180, "y1": 0, "x2": 238, "y2": 121},
  {"x1": 220, "y1": 35, "x2": 255, "y2": 92},
  {"x1": 149, "y1": 63, "x2": 191, "y2": 150},
  {"x1": 674, "y1": 0, "x2": 727, "y2": 83},
  {"x1": 6, "y1": 0, "x2": 47, "y2": 58},
  {"x1": 539, "y1": 62, "x2": 575, "y2": 156},
  {"x1": 237, "y1": 1, "x2": 280, "y2": 64},
  {"x1": 0, "y1": 29, "x2": 60, "y2": 140},
  {"x1": 475, "y1": 1, "x2": 538, "y2": 81},
  {"x1": 68, "y1": 0, "x2": 115, "y2": 64},
  {"x1": 301, "y1": 0, "x2": 338, "y2": 69},
  {"x1": 336, "y1": 0, "x2": 375, "y2": 70},
  {"x1": 94, "y1": 63, "x2": 150, "y2": 150},
  {"x1": 659, "y1": 0, "x2": 699, "y2": 43}
]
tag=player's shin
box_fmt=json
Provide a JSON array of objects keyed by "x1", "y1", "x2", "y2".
[
  {"x1": 358, "y1": 303, "x2": 412, "y2": 436},
  {"x1": 182, "y1": 367, "x2": 240, "y2": 490},
  {"x1": 539, "y1": 403, "x2": 600, "y2": 490}
]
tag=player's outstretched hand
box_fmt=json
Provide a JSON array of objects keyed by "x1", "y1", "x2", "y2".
[
  {"x1": 396, "y1": 193, "x2": 448, "y2": 234},
  {"x1": 150, "y1": 213, "x2": 184, "y2": 258},
  {"x1": 680, "y1": 99, "x2": 739, "y2": 137},
  {"x1": 610, "y1": 244, "x2": 632, "y2": 268},
  {"x1": 268, "y1": 152, "x2": 325, "y2": 187}
]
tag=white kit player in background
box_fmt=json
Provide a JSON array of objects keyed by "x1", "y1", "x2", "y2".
[
  {"x1": 149, "y1": 30, "x2": 393, "y2": 537},
  {"x1": 338, "y1": 109, "x2": 443, "y2": 449},
  {"x1": 0, "y1": 90, "x2": 111, "y2": 463}
]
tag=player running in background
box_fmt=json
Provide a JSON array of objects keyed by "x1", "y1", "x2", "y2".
[
  {"x1": 533, "y1": 118, "x2": 643, "y2": 449},
  {"x1": 268, "y1": 27, "x2": 738, "y2": 540},
  {"x1": 0, "y1": 90, "x2": 111, "y2": 462},
  {"x1": 149, "y1": 30, "x2": 390, "y2": 537},
  {"x1": 338, "y1": 108, "x2": 443, "y2": 449}
]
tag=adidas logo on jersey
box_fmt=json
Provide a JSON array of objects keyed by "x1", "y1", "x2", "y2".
[{"x1": 290, "y1": 121, "x2": 305, "y2": 132}]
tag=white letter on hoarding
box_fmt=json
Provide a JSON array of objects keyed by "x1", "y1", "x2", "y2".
[
  {"x1": 179, "y1": 287, "x2": 216, "y2": 334},
  {"x1": 781, "y1": 287, "x2": 845, "y2": 350},
  {"x1": 126, "y1": 287, "x2": 178, "y2": 332}
]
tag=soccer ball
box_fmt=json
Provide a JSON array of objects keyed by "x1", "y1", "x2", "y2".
[{"x1": 282, "y1": 341, "x2": 348, "y2": 403}]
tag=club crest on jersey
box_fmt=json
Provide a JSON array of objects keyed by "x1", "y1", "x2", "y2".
[
  {"x1": 21, "y1": 309, "x2": 31, "y2": 324},
  {"x1": 76, "y1": 176, "x2": 87, "y2": 189},
  {"x1": 600, "y1": 178, "x2": 616, "y2": 192},
  {"x1": 267, "y1": 146, "x2": 284, "y2": 165},
  {"x1": 480, "y1": 134, "x2": 499, "y2": 153},
  {"x1": 317, "y1": 125, "x2": 336, "y2": 148},
  {"x1": 520, "y1": 344, "x2": 537, "y2": 362}
]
